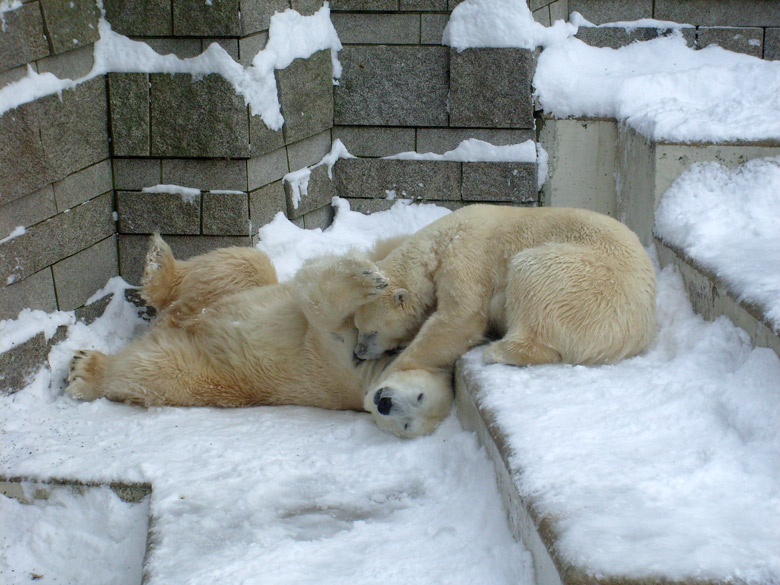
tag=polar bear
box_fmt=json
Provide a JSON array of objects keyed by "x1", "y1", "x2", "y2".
[
  {"x1": 313, "y1": 205, "x2": 656, "y2": 423},
  {"x1": 66, "y1": 235, "x2": 453, "y2": 438}
]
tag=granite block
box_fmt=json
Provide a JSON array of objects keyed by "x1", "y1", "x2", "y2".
[
  {"x1": 249, "y1": 113, "x2": 286, "y2": 157},
  {"x1": 421, "y1": 13, "x2": 449, "y2": 44},
  {"x1": 285, "y1": 164, "x2": 338, "y2": 218},
  {"x1": 302, "y1": 204, "x2": 334, "y2": 230},
  {"x1": 239, "y1": 32, "x2": 268, "y2": 66},
  {"x1": 104, "y1": 0, "x2": 172, "y2": 36},
  {"x1": 240, "y1": 0, "x2": 291, "y2": 35},
  {"x1": 331, "y1": 13, "x2": 420, "y2": 44},
  {"x1": 330, "y1": 0, "x2": 398, "y2": 10},
  {"x1": 116, "y1": 190, "x2": 201, "y2": 235},
  {"x1": 248, "y1": 146, "x2": 289, "y2": 190},
  {"x1": 162, "y1": 159, "x2": 248, "y2": 192},
  {"x1": 655, "y1": 0, "x2": 780, "y2": 26},
  {"x1": 276, "y1": 49, "x2": 333, "y2": 145},
  {"x1": 52, "y1": 236, "x2": 118, "y2": 311},
  {"x1": 113, "y1": 158, "x2": 162, "y2": 190},
  {"x1": 173, "y1": 0, "x2": 241, "y2": 36},
  {"x1": 0, "y1": 192, "x2": 114, "y2": 284},
  {"x1": 286, "y1": 129, "x2": 332, "y2": 171},
  {"x1": 36, "y1": 44, "x2": 95, "y2": 80},
  {"x1": 202, "y1": 191, "x2": 250, "y2": 235},
  {"x1": 39, "y1": 77, "x2": 110, "y2": 183},
  {"x1": 39, "y1": 0, "x2": 101, "y2": 54},
  {"x1": 290, "y1": 0, "x2": 324, "y2": 15},
  {"x1": 400, "y1": 0, "x2": 447, "y2": 9},
  {"x1": 0, "y1": 64, "x2": 30, "y2": 90},
  {"x1": 334, "y1": 45, "x2": 449, "y2": 127},
  {"x1": 203, "y1": 38, "x2": 239, "y2": 60},
  {"x1": 766, "y1": 28, "x2": 780, "y2": 60},
  {"x1": 568, "y1": 0, "x2": 652, "y2": 24},
  {"x1": 0, "y1": 268, "x2": 57, "y2": 321},
  {"x1": 576, "y1": 26, "x2": 696, "y2": 49},
  {"x1": 0, "y1": 185, "x2": 57, "y2": 237},
  {"x1": 53, "y1": 159, "x2": 113, "y2": 212},
  {"x1": 249, "y1": 180, "x2": 287, "y2": 231},
  {"x1": 136, "y1": 37, "x2": 202, "y2": 58},
  {"x1": 549, "y1": 0, "x2": 568, "y2": 22},
  {"x1": 416, "y1": 128, "x2": 535, "y2": 154},
  {"x1": 461, "y1": 162, "x2": 537, "y2": 203},
  {"x1": 150, "y1": 73, "x2": 250, "y2": 158},
  {"x1": 0, "y1": 2, "x2": 49, "y2": 72},
  {"x1": 697, "y1": 26, "x2": 763, "y2": 56},
  {"x1": 109, "y1": 73, "x2": 150, "y2": 157},
  {"x1": 0, "y1": 101, "x2": 53, "y2": 205},
  {"x1": 449, "y1": 48, "x2": 534, "y2": 129},
  {"x1": 334, "y1": 159, "x2": 461, "y2": 201},
  {"x1": 332, "y1": 126, "x2": 415, "y2": 158},
  {"x1": 532, "y1": 6, "x2": 552, "y2": 26},
  {"x1": 0, "y1": 332, "x2": 51, "y2": 393}
]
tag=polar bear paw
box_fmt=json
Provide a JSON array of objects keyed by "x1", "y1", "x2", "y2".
[
  {"x1": 66, "y1": 350, "x2": 105, "y2": 401},
  {"x1": 365, "y1": 369, "x2": 453, "y2": 438}
]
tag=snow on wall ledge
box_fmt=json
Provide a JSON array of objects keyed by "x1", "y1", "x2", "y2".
[
  {"x1": 0, "y1": 5, "x2": 342, "y2": 130},
  {"x1": 446, "y1": 0, "x2": 780, "y2": 144},
  {"x1": 654, "y1": 156, "x2": 780, "y2": 333}
]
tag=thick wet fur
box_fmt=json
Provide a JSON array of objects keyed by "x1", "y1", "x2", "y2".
[{"x1": 66, "y1": 235, "x2": 453, "y2": 438}]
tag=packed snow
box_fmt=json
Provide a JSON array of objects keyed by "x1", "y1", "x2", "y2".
[
  {"x1": 464, "y1": 262, "x2": 780, "y2": 583},
  {"x1": 0, "y1": 5, "x2": 342, "y2": 128},
  {"x1": 283, "y1": 140, "x2": 354, "y2": 210},
  {"x1": 655, "y1": 156, "x2": 780, "y2": 332},
  {"x1": 1, "y1": 484, "x2": 149, "y2": 585},
  {"x1": 0, "y1": 201, "x2": 531, "y2": 585}
]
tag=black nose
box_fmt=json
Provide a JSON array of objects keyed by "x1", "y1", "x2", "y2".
[{"x1": 377, "y1": 397, "x2": 393, "y2": 416}]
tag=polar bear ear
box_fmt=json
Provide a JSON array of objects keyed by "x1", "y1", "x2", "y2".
[{"x1": 392, "y1": 288, "x2": 409, "y2": 307}]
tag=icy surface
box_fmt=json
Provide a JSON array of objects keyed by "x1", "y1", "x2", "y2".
[
  {"x1": 0, "y1": 6, "x2": 341, "y2": 128},
  {"x1": 0, "y1": 201, "x2": 531, "y2": 585},
  {"x1": 464, "y1": 265, "x2": 780, "y2": 583},
  {"x1": 1, "y1": 485, "x2": 149, "y2": 585},
  {"x1": 655, "y1": 156, "x2": 780, "y2": 332}
]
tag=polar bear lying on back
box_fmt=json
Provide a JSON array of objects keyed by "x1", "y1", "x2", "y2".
[
  {"x1": 66, "y1": 235, "x2": 453, "y2": 438},
  {"x1": 306, "y1": 205, "x2": 656, "y2": 427}
]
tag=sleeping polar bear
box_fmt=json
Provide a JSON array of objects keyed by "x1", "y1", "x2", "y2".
[
  {"x1": 311, "y1": 205, "x2": 657, "y2": 424},
  {"x1": 65, "y1": 235, "x2": 453, "y2": 438}
]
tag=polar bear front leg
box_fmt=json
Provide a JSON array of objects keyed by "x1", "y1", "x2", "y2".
[
  {"x1": 294, "y1": 252, "x2": 389, "y2": 332},
  {"x1": 364, "y1": 369, "x2": 453, "y2": 438}
]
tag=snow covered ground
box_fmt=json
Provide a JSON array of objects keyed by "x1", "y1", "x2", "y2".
[{"x1": 0, "y1": 201, "x2": 532, "y2": 585}]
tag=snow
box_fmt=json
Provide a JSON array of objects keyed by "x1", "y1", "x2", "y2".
[
  {"x1": 0, "y1": 6, "x2": 342, "y2": 129},
  {"x1": 1, "y1": 484, "x2": 149, "y2": 585},
  {"x1": 535, "y1": 34, "x2": 780, "y2": 143},
  {"x1": 443, "y1": 0, "x2": 574, "y2": 50},
  {"x1": 0, "y1": 201, "x2": 531, "y2": 585},
  {"x1": 142, "y1": 184, "x2": 201, "y2": 205},
  {"x1": 445, "y1": 0, "x2": 780, "y2": 144},
  {"x1": 464, "y1": 264, "x2": 780, "y2": 583},
  {"x1": 0, "y1": 309, "x2": 74, "y2": 354},
  {"x1": 569, "y1": 12, "x2": 694, "y2": 30},
  {"x1": 283, "y1": 139, "x2": 354, "y2": 211},
  {"x1": 0, "y1": 225, "x2": 25, "y2": 244},
  {"x1": 654, "y1": 156, "x2": 780, "y2": 332}
]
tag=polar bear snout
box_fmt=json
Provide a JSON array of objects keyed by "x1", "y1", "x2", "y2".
[{"x1": 373, "y1": 387, "x2": 393, "y2": 415}]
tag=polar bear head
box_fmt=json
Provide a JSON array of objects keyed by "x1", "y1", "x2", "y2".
[{"x1": 365, "y1": 369, "x2": 453, "y2": 438}]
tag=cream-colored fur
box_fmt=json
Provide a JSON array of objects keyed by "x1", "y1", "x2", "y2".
[
  {"x1": 348, "y1": 205, "x2": 656, "y2": 376},
  {"x1": 66, "y1": 236, "x2": 452, "y2": 438}
]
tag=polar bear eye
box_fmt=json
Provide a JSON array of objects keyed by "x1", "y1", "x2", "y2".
[{"x1": 417, "y1": 393, "x2": 424, "y2": 403}]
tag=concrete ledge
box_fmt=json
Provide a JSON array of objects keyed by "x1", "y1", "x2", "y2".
[
  {"x1": 455, "y1": 358, "x2": 730, "y2": 585},
  {"x1": 655, "y1": 239, "x2": 780, "y2": 359}
]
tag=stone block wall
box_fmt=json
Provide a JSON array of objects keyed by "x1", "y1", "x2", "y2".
[
  {"x1": 329, "y1": 2, "x2": 539, "y2": 213},
  {"x1": 0, "y1": 1, "x2": 112, "y2": 321},
  {"x1": 566, "y1": 0, "x2": 780, "y2": 58}
]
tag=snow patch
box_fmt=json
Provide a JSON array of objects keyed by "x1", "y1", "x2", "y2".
[
  {"x1": 0, "y1": 225, "x2": 25, "y2": 244},
  {"x1": 142, "y1": 184, "x2": 201, "y2": 205},
  {"x1": 654, "y1": 156, "x2": 780, "y2": 332},
  {"x1": 282, "y1": 139, "x2": 354, "y2": 210}
]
